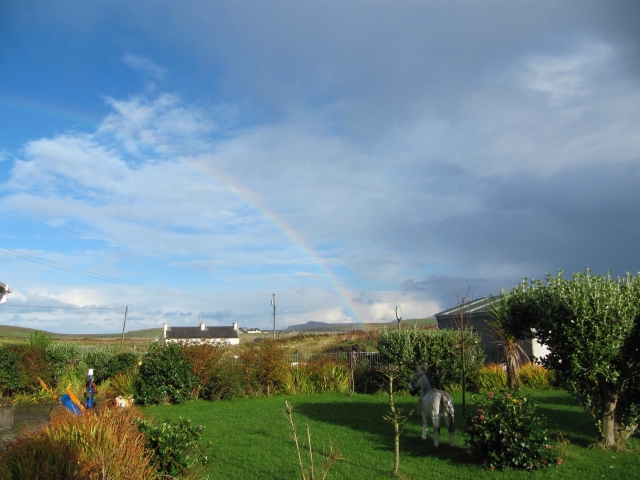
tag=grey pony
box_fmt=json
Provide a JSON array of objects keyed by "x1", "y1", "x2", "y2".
[{"x1": 408, "y1": 362, "x2": 455, "y2": 447}]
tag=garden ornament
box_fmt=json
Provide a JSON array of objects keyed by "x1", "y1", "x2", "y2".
[
  {"x1": 85, "y1": 368, "x2": 98, "y2": 408},
  {"x1": 408, "y1": 361, "x2": 455, "y2": 447}
]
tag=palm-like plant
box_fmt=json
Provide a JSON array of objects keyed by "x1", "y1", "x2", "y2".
[{"x1": 486, "y1": 291, "x2": 527, "y2": 389}]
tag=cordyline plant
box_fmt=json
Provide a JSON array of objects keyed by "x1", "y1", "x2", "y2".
[{"x1": 505, "y1": 270, "x2": 640, "y2": 448}]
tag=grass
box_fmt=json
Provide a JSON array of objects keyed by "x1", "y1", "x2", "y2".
[{"x1": 143, "y1": 389, "x2": 640, "y2": 479}]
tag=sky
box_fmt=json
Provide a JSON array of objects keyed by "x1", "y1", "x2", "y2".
[{"x1": 1, "y1": 1, "x2": 640, "y2": 334}]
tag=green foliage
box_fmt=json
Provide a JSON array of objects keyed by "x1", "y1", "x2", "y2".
[
  {"x1": 0, "y1": 346, "x2": 21, "y2": 395},
  {"x1": 105, "y1": 352, "x2": 138, "y2": 378},
  {"x1": 134, "y1": 342, "x2": 199, "y2": 405},
  {"x1": 377, "y1": 327, "x2": 485, "y2": 391},
  {"x1": 507, "y1": 269, "x2": 640, "y2": 446},
  {"x1": 238, "y1": 339, "x2": 289, "y2": 396},
  {"x1": 45, "y1": 342, "x2": 80, "y2": 378},
  {"x1": 202, "y1": 362, "x2": 244, "y2": 400},
  {"x1": 138, "y1": 417, "x2": 209, "y2": 478},
  {"x1": 29, "y1": 330, "x2": 52, "y2": 348},
  {"x1": 288, "y1": 356, "x2": 350, "y2": 394},
  {"x1": 353, "y1": 364, "x2": 387, "y2": 394},
  {"x1": 79, "y1": 347, "x2": 115, "y2": 383},
  {"x1": 476, "y1": 363, "x2": 507, "y2": 390},
  {"x1": 466, "y1": 390, "x2": 559, "y2": 470},
  {"x1": 3, "y1": 344, "x2": 53, "y2": 393}
]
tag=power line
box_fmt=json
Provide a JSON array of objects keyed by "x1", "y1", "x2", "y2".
[
  {"x1": 0, "y1": 247, "x2": 266, "y2": 307},
  {"x1": 2, "y1": 304, "x2": 126, "y2": 310}
]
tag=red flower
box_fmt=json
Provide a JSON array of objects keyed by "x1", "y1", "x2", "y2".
[
  {"x1": 477, "y1": 408, "x2": 483, "y2": 413},
  {"x1": 557, "y1": 458, "x2": 563, "y2": 466},
  {"x1": 487, "y1": 391, "x2": 495, "y2": 398},
  {"x1": 480, "y1": 415, "x2": 485, "y2": 420}
]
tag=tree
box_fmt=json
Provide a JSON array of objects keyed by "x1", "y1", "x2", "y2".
[
  {"x1": 506, "y1": 270, "x2": 640, "y2": 448},
  {"x1": 486, "y1": 290, "x2": 526, "y2": 389}
]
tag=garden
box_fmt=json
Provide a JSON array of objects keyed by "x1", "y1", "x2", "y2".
[{"x1": 1, "y1": 270, "x2": 640, "y2": 479}]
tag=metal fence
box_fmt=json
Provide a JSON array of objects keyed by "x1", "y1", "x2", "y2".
[{"x1": 224, "y1": 351, "x2": 387, "y2": 369}]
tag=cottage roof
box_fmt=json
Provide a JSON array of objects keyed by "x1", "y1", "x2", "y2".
[
  {"x1": 166, "y1": 326, "x2": 239, "y2": 340},
  {"x1": 434, "y1": 297, "x2": 498, "y2": 318}
]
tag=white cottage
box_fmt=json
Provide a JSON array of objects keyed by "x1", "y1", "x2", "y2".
[{"x1": 162, "y1": 322, "x2": 240, "y2": 345}]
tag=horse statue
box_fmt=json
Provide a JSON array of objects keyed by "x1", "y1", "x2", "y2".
[{"x1": 408, "y1": 361, "x2": 455, "y2": 447}]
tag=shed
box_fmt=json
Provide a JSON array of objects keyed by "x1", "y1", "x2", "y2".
[
  {"x1": 162, "y1": 322, "x2": 240, "y2": 345},
  {"x1": 434, "y1": 297, "x2": 549, "y2": 364}
]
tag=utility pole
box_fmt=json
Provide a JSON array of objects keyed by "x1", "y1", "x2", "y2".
[
  {"x1": 271, "y1": 294, "x2": 276, "y2": 339},
  {"x1": 120, "y1": 306, "x2": 128, "y2": 349}
]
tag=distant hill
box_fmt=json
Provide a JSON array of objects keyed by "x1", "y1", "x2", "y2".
[
  {"x1": 0, "y1": 324, "x2": 162, "y2": 340},
  {"x1": 286, "y1": 318, "x2": 435, "y2": 332}
]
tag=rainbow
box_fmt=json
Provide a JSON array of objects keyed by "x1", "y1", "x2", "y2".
[
  {"x1": 3, "y1": 93, "x2": 371, "y2": 324},
  {"x1": 182, "y1": 157, "x2": 370, "y2": 325}
]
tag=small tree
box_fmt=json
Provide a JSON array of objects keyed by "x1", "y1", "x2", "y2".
[
  {"x1": 486, "y1": 291, "x2": 526, "y2": 389},
  {"x1": 507, "y1": 270, "x2": 640, "y2": 448},
  {"x1": 378, "y1": 365, "x2": 412, "y2": 477}
]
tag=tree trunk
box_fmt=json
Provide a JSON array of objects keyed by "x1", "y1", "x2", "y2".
[{"x1": 599, "y1": 379, "x2": 618, "y2": 448}]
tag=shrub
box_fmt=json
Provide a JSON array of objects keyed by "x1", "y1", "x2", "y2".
[
  {"x1": 29, "y1": 330, "x2": 52, "y2": 348},
  {"x1": 0, "y1": 347, "x2": 21, "y2": 396},
  {"x1": 238, "y1": 340, "x2": 289, "y2": 396},
  {"x1": 79, "y1": 347, "x2": 115, "y2": 383},
  {"x1": 181, "y1": 342, "x2": 228, "y2": 398},
  {"x1": 110, "y1": 370, "x2": 136, "y2": 397},
  {"x1": 0, "y1": 406, "x2": 157, "y2": 480},
  {"x1": 3, "y1": 344, "x2": 53, "y2": 393},
  {"x1": 137, "y1": 417, "x2": 209, "y2": 478},
  {"x1": 105, "y1": 352, "x2": 138, "y2": 378},
  {"x1": 353, "y1": 364, "x2": 387, "y2": 394},
  {"x1": 378, "y1": 326, "x2": 485, "y2": 391},
  {"x1": 134, "y1": 342, "x2": 199, "y2": 405},
  {"x1": 202, "y1": 362, "x2": 244, "y2": 400},
  {"x1": 477, "y1": 363, "x2": 507, "y2": 390},
  {"x1": 289, "y1": 356, "x2": 350, "y2": 394},
  {"x1": 466, "y1": 390, "x2": 559, "y2": 470},
  {"x1": 46, "y1": 342, "x2": 80, "y2": 378},
  {"x1": 518, "y1": 362, "x2": 553, "y2": 388}
]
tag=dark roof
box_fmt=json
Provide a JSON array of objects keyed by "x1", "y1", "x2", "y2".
[
  {"x1": 166, "y1": 326, "x2": 239, "y2": 339},
  {"x1": 434, "y1": 297, "x2": 497, "y2": 318}
]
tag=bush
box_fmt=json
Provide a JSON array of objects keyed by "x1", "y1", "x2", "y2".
[
  {"x1": 137, "y1": 417, "x2": 209, "y2": 478},
  {"x1": 46, "y1": 342, "x2": 80, "y2": 378},
  {"x1": 288, "y1": 356, "x2": 350, "y2": 394},
  {"x1": 181, "y1": 342, "x2": 228, "y2": 398},
  {"x1": 105, "y1": 352, "x2": 138, "y2": 378},
  {"x1": 476, "y1": 363, "x2": 507, "y2": 390},
  {"x1": 110, "y1": 370, "x2": 136, "y2": 397},
  {"x1": 238, "y1": 340, "x2": 289, "y2": 396},
  {"x1": 134, "y1": 342, "x2": 199, "y2": 405},
  {"x1": 466, "y1": 390, "x2": 559, "y2": 470},
  {"x1": 3, "y1": 344, "x2": 53, "y2": 393},
  {"x1": 378, "y1": 327, "x2": 485, "y2": 391},
  {"x1": 29, "y1": 330, "x2": 52, "y2": 348},
  {"x1": 79, "y1": 347, "x2": 115, "y2": 383},
  {"x1": 0, "y1": 406, "x2": 157, "y2": 480},
  {"x1": 202, "y1": 362, "x2": 244, "y2": 401},
  {"x1": 0, "y1": 347, "x2": 21, "y2": 396},
  {"x1": 518, "y1": 362, "x2": 553, "y2": 388},
  {"x1": 353, "y1": 364, "x2": 387, "y2": 394}
]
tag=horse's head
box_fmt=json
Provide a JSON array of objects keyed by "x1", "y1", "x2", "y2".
[{"x1": 408, "y1": 361, "x2": 429, "y2": 395}]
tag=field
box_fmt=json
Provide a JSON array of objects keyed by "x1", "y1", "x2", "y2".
[{"x1": 143, "y1": 389, "x2": 640, "y2": 479}]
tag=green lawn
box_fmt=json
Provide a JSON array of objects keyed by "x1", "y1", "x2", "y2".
[{"x1": 143, "y1": 389, "x2": 640, "y2": 479}]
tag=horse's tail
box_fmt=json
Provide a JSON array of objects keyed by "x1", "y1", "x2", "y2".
[{"x1": 441, "y1": 393, "x2": 455, "y2": 427}]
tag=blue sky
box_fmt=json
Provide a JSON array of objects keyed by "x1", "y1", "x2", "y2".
[{"x1": 1, "y1": 1, "x2": 640, "y2": 333}]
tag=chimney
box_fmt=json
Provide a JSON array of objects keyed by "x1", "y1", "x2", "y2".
[
  {"x1": 232, "y1": 322, "x2": 238, "y2": 331},
  {"x1": 200, "y1": 322, "x2": 206, "y2": 331},
  {"x1": 163, "y1": 322, "x2": 167, "y2": 340}
]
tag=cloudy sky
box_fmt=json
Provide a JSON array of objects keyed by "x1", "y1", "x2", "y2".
[{"x1": 1, "y1": 1, "x2": 639, "y2": 333}]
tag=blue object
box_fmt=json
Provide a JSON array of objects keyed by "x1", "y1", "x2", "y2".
[{"x1": 60, "y1": 394, "x2": 83, "y2": 416}]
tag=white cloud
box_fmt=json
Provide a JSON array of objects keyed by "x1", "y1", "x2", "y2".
[{"x1": 122, "y1": 53, "x2": 167, "y2": 79}]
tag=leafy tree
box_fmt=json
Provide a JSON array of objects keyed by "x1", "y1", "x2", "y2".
[
  {"x1": 486, "y1": 291, "x2": 527, "y2": 389},
  {"x1": 29, "y1": 330, "x2": 52, "y2": 348},
  {"x1": 506, "y1": 270, "x2": 640, "y2": 448}
]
